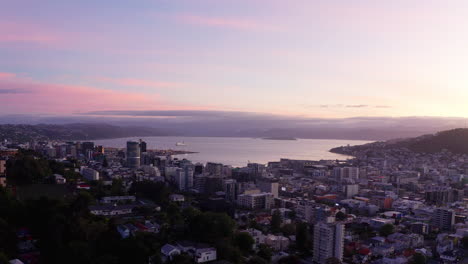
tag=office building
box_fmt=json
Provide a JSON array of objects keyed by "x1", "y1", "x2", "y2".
[
  {"x1": 82, "y1": 142, "x2": 95, "y2": 155},
  {"x1": 126, "y1": 141, "x2": 141, "y2": 168},
  {"x1": 139, "y1": 139, "x2": 147, "y2": 153},
  {"x1": 183, "y1": 164, "x2": 194, "y2": 190},
  {"x1": 205, "y1": 162, "x2": 223, "y2": 176},
  {"x1": 223, "y1": 179, "x2": 238, "y2": 201},
  {"x1": 344, "y1": 184, "x2": 359, "y2": 198},
  {"x1": 313, "y1": 222, "x2": 344, "y2": 264},
  {"x1": 258, "y1": 180, "x2": 279, "y2": 198},
  {"x1": 237, "y1": 192, "x2": 273, "y2": 210},
  {"x1": 432, "y1": 208, "x2": 455, "y2": 231},
  {"x1": 333, "y1": 167, "x2": 359, "y2": 182},
  {"x1": 81, "y1": 167, "x2": 100, "y2": 181}
]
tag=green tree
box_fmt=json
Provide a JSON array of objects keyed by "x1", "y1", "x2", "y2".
[
  {"x1": 271, "y1": 210, "x2": 282, "y2": 233},
  {"x1": 188, "y1": 212, "x2": 236, "y2": 244},
  {"x1": 234, "y1": 232, "x2": 255, "y2": 255},
  {"x1": 248, "y1": 256, "x2": 268, "y2": 264},
  {"x1": 257, "y1": 244, "x2": 272, "y2": 262},
  {"x1": 325, "y1": 257, "x2": 342, "y2": 264},
  {"x1": 0, "y1": 252, "x2": 8, "y2": 264},
  {"x1": 216, "y1": 243, "x2": 242, "y2": 264},
  {"x1": 288, "y1": 210, "x2": 296, "y2": 220},
  {"x1": 379, "y1": 224, "x2": 395, "y2": 237},
  {"x1": 462, "y1": 236, "x2": 468, "y2": 249},
  {"x1": 6, "y1": 155, "x2": 51, "y2": 185},
  {"x1": 169, "y1": 254, "x2": 193, "y2": 264},
  {"x1": 281, "y1": 223, "x2": 296, "y2": 236},
  {"x1": 335, "y1": 211, "x2": 347, "y2": 221},
  {"x1": 102, "y1": 157, "x2": 109, "y2": 168},
  {"x1": 110, "y1": 179, "x2": 124, "y2": 196},
  {"x1": 129, "y1": 181, "x2": 170, "y2": 205},
  {"x1": 410, "y1": 253, "x2": 426, "y2": 264},
  {"x1": 278, "y1": 255, "x2": 300, "y2": 264},
  {"x1": 296, "y1": 222, "x2": 311, "y2": 253}
]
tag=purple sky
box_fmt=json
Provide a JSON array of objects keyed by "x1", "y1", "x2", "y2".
[{"x1": 1, "y1": 0, "x2": 467, "y2": 118}]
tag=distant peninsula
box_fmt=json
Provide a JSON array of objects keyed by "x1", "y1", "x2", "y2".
[
  {"x1": 330, "y1": 128, "x2": 468, "y2": 155},
  {"x1": 262, "y1": 137, "x2": 297, "y2": 141},
  {"x1": 0, "y1": 123, "x2": 171, "y2": 142}
]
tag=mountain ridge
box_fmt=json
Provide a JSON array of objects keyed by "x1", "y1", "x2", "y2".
[
  {"x1": 331, "y1": 128, "x2": 468, "y2": 155},
  {"x1": 0, "y1": 123, "x2": 172, "y2": 142}
]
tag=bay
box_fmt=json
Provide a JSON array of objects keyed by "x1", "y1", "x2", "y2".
[{"x1": 93, "y1": 137, "x2": 371, "y2": 167}]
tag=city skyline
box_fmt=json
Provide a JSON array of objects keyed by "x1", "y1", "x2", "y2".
[{"x1": 1, "y1": 0, "x2": 468, "y2": 119}]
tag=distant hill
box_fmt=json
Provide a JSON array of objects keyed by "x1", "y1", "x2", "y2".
[
  {"x1": 404, "y1": 128, "x2": 468, "y2": 154},
  {"x1": 0, "y1": 123, "x2": 171, "y2": 142},
  {"x1": 331, "y1": 128, "x2": 468, "y2": 155}
]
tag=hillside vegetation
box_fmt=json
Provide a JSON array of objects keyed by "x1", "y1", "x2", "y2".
[
  {"x1": 407, "y1": 128, "x2": 468, "y2": 154},
  {"x1": 0, "y1": 123, "x2": 170, "y2": 142}
]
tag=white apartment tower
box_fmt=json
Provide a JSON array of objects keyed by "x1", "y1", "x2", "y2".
[{"x1": 313, "y1": 222, "x2": 344, "y2": 264}]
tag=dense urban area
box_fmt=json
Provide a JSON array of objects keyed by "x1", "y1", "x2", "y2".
[{"x1": 0, "y1": 130, "x2": 467, "y2": 264}]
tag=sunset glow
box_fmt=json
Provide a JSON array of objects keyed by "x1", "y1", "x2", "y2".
[{"x1": 1, "y1": 0, "x2": 468, "y2": 118}]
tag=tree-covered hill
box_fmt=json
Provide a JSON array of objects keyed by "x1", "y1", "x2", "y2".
[
  {"x1": 331, "y1": 128, "x2": 468, "y2": 155},
  {"x1": 406, "y1": 128, "x2": 468, "y2": 154},
  {"x1": 0, "y1": 123, "x2": 171, "y2": 142}
]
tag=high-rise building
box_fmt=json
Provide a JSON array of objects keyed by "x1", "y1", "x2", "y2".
[
  {"x1": 313, "y1": 222, "x2": 344, "y2": 264},
  {"x1": 248, "y1": 163, "x2": 266, "y2": 178},
  {"x1": 81, "y1": 167, "x2": 100, "y2": 181},
  {"x1": 194, "y1": 163, "x2": 204, "y2": 175},
  {"x1": 96, "y1": 145, "x2": 105, "y2": 154},
  {"x1": 173, "y1": 168, "x2": 186, "y2": 191},
  {"x1": 425, "y1": 187, "x2": 454, "y2": 205},
  {"x1": 206, "y1": 162, "x2": 223, "y2": 176},
  {"x1": 432, "y1": 208, "x2": 455, "y2": 231},
  {"x1": 258, "y1": 180, "x2": 279, "y2": 198},
  {"x1": 139, "y1": 139, "x2": 147, "y2": 153},
  {"x1": 183, "y1": 164, "x2": 194, "y2": 190},
  {"x1": 82, "y1": 142, "x2": 95, "y2": 155},
  {"x1": 344, "y1": 184, "x2": 359, "y2": 198},
  {"x1": 223, "y1": 179, "x2": 238, "y2": 201},
  {"x1": 126, "y1": 141, "x2": 141, "y2": 168},
  {"x1": 237, "y1": 192, "x2": 273, "y2": 210},
  {"x1": 333, "y1": 167, "x2": 359, "y2": 182}
]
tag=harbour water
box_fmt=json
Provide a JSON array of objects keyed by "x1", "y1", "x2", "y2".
[{"x1": 93, "y1": 137, "x2": 371, "y2": 167}]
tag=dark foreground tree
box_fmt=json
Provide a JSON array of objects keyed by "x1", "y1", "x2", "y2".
[{"x1": 379, "y1": 224, "x2": 395, "y2": 237}]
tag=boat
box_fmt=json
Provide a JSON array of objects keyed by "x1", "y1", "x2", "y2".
[{"x1": 175, "y1": 141, "x2": 186, "y2": 146}]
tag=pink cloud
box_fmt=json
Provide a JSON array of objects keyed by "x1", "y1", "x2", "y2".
[
  {"x1": 176, "y1": 14, "x2": 282, "y2": 32},
  {"x1": 0, "y1": 22, "x2": 61, "y2": 46},
  {"x1": 0, "y1": 72, "x2": 16, "y2": 80},
  {"x1": 0, "y1": 74, "x2": 167, "y2": 114},
  {"x1": 95, "y1": 77, "x2": 183, "y2": 89}
]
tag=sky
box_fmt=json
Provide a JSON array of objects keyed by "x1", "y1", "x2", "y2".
[{"x1": 1, "y1": 0, "x2": 468, "y2": 119}]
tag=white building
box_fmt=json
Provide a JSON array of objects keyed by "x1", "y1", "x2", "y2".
[
  {"x1": 313, "y1": 222, "x2": 344, "y2": 264},
  {"x1": 169, "y1": 194, "x2": 185, "y2": 202},
  {"x1": 265, "y1": 234, "x2": 290, "y2": 251},
  {"x1": 344, "y1": 184, "x2": 359, "y2": 198},
  {"x1": 370, "y1": 218, "x2": 395, "y2": 229},
  {"x1": 161, "y1": 244, "x2": 181, "y2": 262},
  {"x1": 334, "y1": 167, "x2": 359, "y2": 181},
  {"x1": 432, "y1": 208, "x2": 455, "y2": 231},
  {"x1": 237, "y1": 192, "x2": 273, "y2": 210},
  {"x1": 194, "y1": 248, "x2": 217, "y2": 263},
  {"x1": 89, "y1": 204, "x2": 135, "y2": 216},
  {"x1": 244, "y1": 229, "x2": 265, "y2": 248},
  {"x1": 81, "y1": 167, "x2": 99, "y2": 181},
  {"x1": 258, "y1": 180, "x2": 279, "y2": 198},
  {"x1": 141, "y1": 165, "x2": 161, "y2": 177},
  {"x1": 54, "y1": 174, "x2": 66, "y2": 184},
  {"x1": 100, "y1": 196, "x2": 136, "y2": 204}
]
